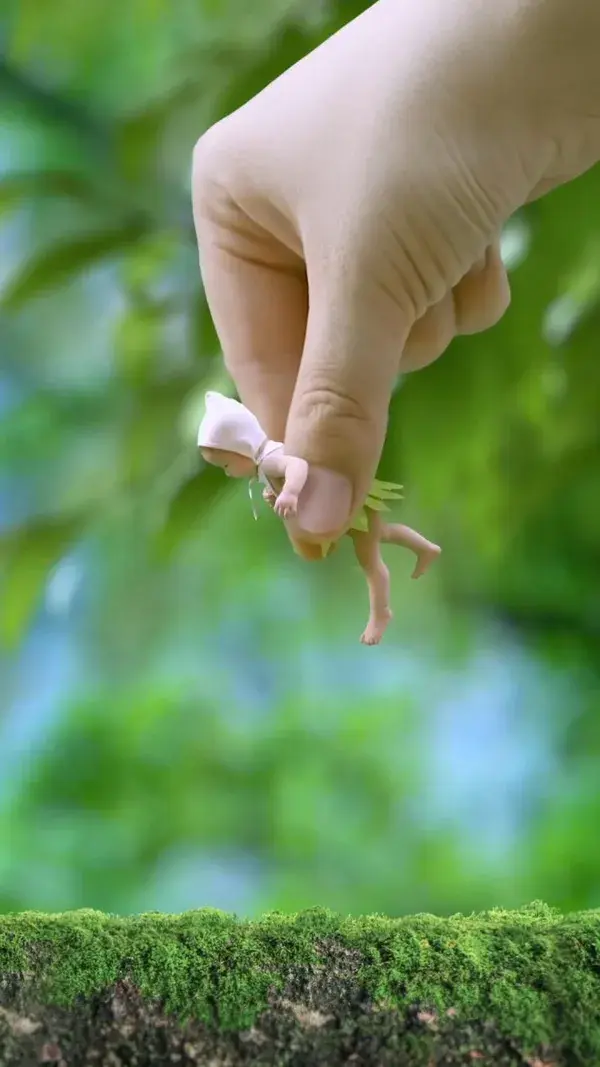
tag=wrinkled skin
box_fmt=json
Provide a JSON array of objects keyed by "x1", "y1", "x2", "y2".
[{"x1": 192, "y1": 0, "x2": 600, "y2": 558}]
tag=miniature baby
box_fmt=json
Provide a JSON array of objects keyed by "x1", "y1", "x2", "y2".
[{"x1": 197, "y1": 391, "x2": 441, "y2": 645}]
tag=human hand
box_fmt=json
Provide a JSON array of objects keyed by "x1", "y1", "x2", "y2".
[
  {"x1": 192, "y1": 0, "x2": 600, "y2": 556},
  {"x1": 274, "y1": 490, "x2": 298, "y2": 520}
]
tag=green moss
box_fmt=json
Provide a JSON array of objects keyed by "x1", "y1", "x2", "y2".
[{"x1": 1, "y1": 901, "x2": 600, "y2": 1060}]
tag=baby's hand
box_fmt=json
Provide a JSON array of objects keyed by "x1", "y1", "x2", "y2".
[{"x1": 274, "y1": 490, "x2": 298, "y2": 519}]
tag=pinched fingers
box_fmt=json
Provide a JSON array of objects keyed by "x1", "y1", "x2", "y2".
[
  {"x1": 284, "y1": 255, "x2": 414, "y2": 544},
  {"x1": 192, "y1": 131, "x2": 323, "y2": 561},
  {"x1": 192, "y1": 131, "x2": 307, "y2": 442},
  {"x1": 192, "y1": 126, "x2": 511, "y2": 559},
  {"x1": 401, "y1": 241, "x2": 510, "y2": 373}
]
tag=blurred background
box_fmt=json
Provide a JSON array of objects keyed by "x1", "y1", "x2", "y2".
[{"x1": 1, "y1": 0, "x2": 600, "y2": 921}]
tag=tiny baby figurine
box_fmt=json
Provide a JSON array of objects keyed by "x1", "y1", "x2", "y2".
[{"x1": 197, "y1": 391, "x2": 441, "y2": 645}]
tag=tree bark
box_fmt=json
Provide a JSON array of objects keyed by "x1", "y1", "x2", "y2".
[{"x1": 1, "y1": 902, "x2": 598, "y2": 1066}]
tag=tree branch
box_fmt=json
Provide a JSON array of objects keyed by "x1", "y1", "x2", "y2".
[
  {"x1": 0, "y1": 54, "x2": 110, "y2": 152},
  {"x1": 0, "y1": 53, "x2": 193, "y2": 234},
  {"x1": 1, "y1": 903, "x2": 598, "y2": 1065}
]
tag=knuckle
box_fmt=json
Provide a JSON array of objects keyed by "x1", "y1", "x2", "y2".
[
  {"x1": 192, "y1": 122, "x2": 233, "y2": 187},
  {"x1": 192, "y1": 121, "x2": 240, "y2": 225},
  {"x1": 295, "y1": 384, "x2": 372, "y2": 431},
  {"x1": 292, "y1": 383, "x2": 376, "y2": 462}
]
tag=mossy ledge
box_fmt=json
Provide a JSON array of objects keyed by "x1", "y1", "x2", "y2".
[{"x1": 1, "y1": 901, "x2": 599, "y2": 1066}]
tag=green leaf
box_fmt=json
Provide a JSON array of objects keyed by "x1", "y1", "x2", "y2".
[
  {"x1": 154, "y1": 463, "x2": 231, "y2": 560},
  {"x1": 0, "y1": 170, "x2": 100, "y2": 215},
  {"x1": 114, "y1": 307, "x2": 164, "y2": 386},
  {"x1": 119, "y1": 377, "x2": 196, "y2": 483},
  {"x1": 0, "y1": 221, "x2": 149, "y2": 311},
  {"x1": 214, "y1": 23, "x2": 314, "y2": 123},
  {"x1": 115, "y1": 64, "x2": 231, "y2": 179},
  {"x1": 0, "y1": 516, "x2": 82, "y2": 649},
  {"x1": 190, "y1": 291, "x2": 220, "y2": 363}
]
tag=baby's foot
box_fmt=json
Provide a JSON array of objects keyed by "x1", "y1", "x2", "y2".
[
  {"x1": 411, "y1": 542, "x2": 441, "y2": 580},
  {"x1": 360, "y1": 608, "x2": 393, "y2": 646}
]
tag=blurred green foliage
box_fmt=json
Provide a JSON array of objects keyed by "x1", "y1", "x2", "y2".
[{"x1": 1, "y1": 0, "x2": 600, "y2": 922}]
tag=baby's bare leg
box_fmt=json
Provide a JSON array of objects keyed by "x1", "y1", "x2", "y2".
[
  {"x1": 380, "y1": 522, "x2": 441, "y2": 579},
  {"x1": 350, "y1": 511, "x2": 392, "y2": 646}
]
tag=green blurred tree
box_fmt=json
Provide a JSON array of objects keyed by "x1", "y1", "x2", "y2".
[{"x1": 1, "y1": 0, "x2": 600, "y2": 921}]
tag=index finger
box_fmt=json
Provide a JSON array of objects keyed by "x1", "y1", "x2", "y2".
[
  {"x1": 192, "y1": 143, "x2": 308, "y2": 437},
  {"x1": 193, "y1": 137, "x2": 323, "y2": 559}
]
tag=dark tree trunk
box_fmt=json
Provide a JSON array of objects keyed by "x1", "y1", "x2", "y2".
[{"x1": 1, "y1": 902, "x2": 598, "y2": 1066}]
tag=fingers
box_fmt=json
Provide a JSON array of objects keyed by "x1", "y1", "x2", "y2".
[
  {"x1": 400, "y1": 290, "x2": 458, "y2": 373},
  {"x1": 452, "y1": 241, "x2": 511, "y2": 336},
  {"x1": 192, "y1": 134, "x2": 308, "y2": 442},
  {"x1": 284, "y1": 234, "x2": 508, "y2": 544},
  {"x1": 193, "y1": 133, "x2": 322, "y2": 560},
  {"x1": 284, "y1": 256, "x2": 413, "y2": 543},
  {"x1": 193, "y1": 128, "x2": 509, "y2": 558},
  {"x1": 274, "y1": 492, "x2": 298, "y2": 520},
  {"x1": 400, "y1": 241, "x2": 510, "y2": 372}
]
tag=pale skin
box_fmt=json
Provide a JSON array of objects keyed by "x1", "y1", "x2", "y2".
[
  {"x1": 200, "y1": 445, "x2": 308, "y2": 518},
  {"x1": 201, "y1": 445, "x2": 441, "y2": 645},
  {"x1": 192, "y1": 0, "x2": 600, "y2": 560}
]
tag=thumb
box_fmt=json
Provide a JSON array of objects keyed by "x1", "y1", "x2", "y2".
[{"x1": 284, "y1": 258, "x2": 414, "y2": 543}]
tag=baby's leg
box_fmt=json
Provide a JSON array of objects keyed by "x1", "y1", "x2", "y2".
[
  {"x1": 380, "y1": 522, "x2": 441, "y2": 579},
  {"x1": 350, "y1": 512, "x2": 392, "y2": 646}
]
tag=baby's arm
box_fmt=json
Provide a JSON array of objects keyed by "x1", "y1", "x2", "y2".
[
  {"x1": 276, "y1": 457, "x2": 308, "y2": 518},
  {"x1": 264, "y1": 454, "x2": 308, "y2": 519}
]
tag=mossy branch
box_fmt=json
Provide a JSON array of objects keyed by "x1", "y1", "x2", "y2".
[{"x1": 1, "y1": 902, "x2": 599, "y2": 1066}]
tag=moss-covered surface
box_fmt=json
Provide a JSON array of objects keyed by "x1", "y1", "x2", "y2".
[{"x1": 1, "y1": 901, "x2": 599, "y2": 1065}]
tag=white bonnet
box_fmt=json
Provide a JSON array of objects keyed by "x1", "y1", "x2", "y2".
[{"x1": 197, "y1": 391, "x2": 268, "y2": 462}]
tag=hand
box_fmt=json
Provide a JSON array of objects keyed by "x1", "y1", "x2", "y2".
[
  {"x1": 193, "y1": 0, "x2": 600, "y2": 555},
  {"x1": 274, "y1": 490, "x2": 299, "y2": 520}
]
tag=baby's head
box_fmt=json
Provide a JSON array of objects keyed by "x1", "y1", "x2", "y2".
[
  {"x1": 197, "y1": 391, "x2": 267, "y2": 478},
  {"x1": 200, "y1": 447, "x2": 255, "y2": 478}
]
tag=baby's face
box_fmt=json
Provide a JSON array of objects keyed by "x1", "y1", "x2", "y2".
[{"x1": 200, "y1": 447, "x2": 255, "y2": 478}]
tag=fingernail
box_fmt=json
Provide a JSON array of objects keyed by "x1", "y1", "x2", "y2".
[{"x1": 296, "y1": 467, "x2": 353, "y2": 539}]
